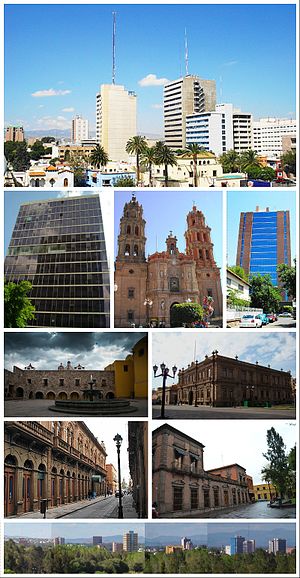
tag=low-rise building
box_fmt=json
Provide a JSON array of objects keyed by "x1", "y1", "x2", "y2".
[
  {"x1": 106, "y1": 464, "x2": 117, "y2": 495},
  {"x1": 152, "y1": 424, "x2": 251, "y2": 517},
  {"x1": 253, "y1": 483, "x2": 277, "y2": 502},
  {"x1": 27, "y1": 164, "x2": 74, "y2": 188},
  {"x1": 226, "y1": 268, "x2": 250, "y2": 302},
  {"x1": 4, "y1": 421, "x2": 107, "y2": 517},
  {"x1": 152, "y1": 152, "x2": 222, "y2": 187},
  {"x1": 166, "y1": 351, "x2": 293, "y2": 407}
]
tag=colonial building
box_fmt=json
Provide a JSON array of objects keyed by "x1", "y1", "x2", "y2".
[
  {"x1": 115, "y1": 195, "x2": 222, "y2": 327},
  {"x1": 152, "y1": 424, "x2": 251, "y2": 517},
  {"x1": 5, "y1": 362, "x2": 115, "y2": 401},
  {"x1": 128, "y1": 422, "x2": 148, "y2": 518},
  {"x1": 4, "y1": 421, "x2": 107, "y2": 517},
  {"x1": 106, "y1": 464, "x2": 117, "y2": 495},
  {"x1": 165, "y1": 351, "x2": 293, "y2": 407},
  {"x1": 253, "y1": 483, "x2": 277, "y2": 502},
  {"x1": 105, "y1": 335, "x2": 148, "y2": 398}
]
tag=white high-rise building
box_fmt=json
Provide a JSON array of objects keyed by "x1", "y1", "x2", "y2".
[
  {"x1": 243, "y1": 540, "x2": 256, "y2": 554},
  {"x1": 253, "y1": 117, "x2": 296, "y2": 158},
  {"x1": 186, "y1": 103, "x2": 252, "y2": 156},
  {"x1": 71, "y1": 115, "x2": 89, "y2": 144},
  {"x1": 96, "y1": 84, "x2": 137, "y2": 162},
  {"x1": 164, "y1": 75, "x2": 216, "y2": 149},
  {"x1": 268, "y1": 538, "x2": 287, "y2": 554}
]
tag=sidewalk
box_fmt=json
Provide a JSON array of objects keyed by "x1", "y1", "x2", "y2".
[
  {"x1": 10, "y1": 495, "x2": 110, "y2": 519},
  {"x1": 110, "y1": 494, "x2": 138, "y2": 518}
]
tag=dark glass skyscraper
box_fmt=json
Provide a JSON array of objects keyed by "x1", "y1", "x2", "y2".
[
  {"x1": 236, "y1": 206, "x2": 291, "y2": 292},
  {"x1": 5, "y1": 194, "x2": 110, "y2": 327}
]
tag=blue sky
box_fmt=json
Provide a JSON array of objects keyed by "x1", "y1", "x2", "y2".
[
  {"x1": 5, "y1": 4, "x2": 296, "y2": 135},
  {"x1": 4, "y1": 523, "x2": 144, "y2": 539},
  {"x1": 114, "y1": 190, "x2": 223, "y2": 267},
  {"x1": 227, "y1": 190, "x2": 296, "y2": 265}
]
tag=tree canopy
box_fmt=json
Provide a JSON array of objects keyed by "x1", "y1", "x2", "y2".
[
  {"x1": 4, "y1": 281, "x2": 36, "y2": 328},
  {"x1": 262, "y1": 427, "x2": 293, "y2": 499},
  {"x1": 249, "y1": 274, "x2": 282, "y2": 312},
  {"x1": 277, "y1": 259, "x2": 296, "y2": 299}
]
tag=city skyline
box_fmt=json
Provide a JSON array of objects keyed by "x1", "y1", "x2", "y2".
[
  {"x1": 4, "y1": 522, "x2": 144, "y2": 540},
  {"x1": 4, "y1": 332, "x2": 146, "y2": 372},
  {"x1": 151, "y1": 420, "x2": 296, "y2": 486},
  {"x1": 5, "y1": 4, "x2": 296, "y2": 135}
]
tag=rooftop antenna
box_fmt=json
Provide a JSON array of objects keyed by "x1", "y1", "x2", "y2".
[
  {"x1": 112, "y1": 11, "x2": 116, "y2": 84},
  {"x1": 219, "y1": 75, "x2": 223, "y2": 101},
  {"x1": 185, "y1": 28, "x2": 189, "y2": 76}
]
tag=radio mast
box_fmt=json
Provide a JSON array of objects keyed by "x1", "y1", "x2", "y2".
[{"x1": 112, "y1": 11, "x2": 116, "y2": 84}]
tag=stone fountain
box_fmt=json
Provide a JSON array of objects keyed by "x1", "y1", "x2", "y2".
[{"x1": 50, "y1": 375, "x2": 137, "y2": 416}]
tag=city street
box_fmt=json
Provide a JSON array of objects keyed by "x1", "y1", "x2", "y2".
[
  {"x1": 153, "y1": 405, "x2": 296, "y2": 420},
  {"x1": 261, "y1": 318, "x2": 296, "y2": 330},
  {"x1": 12, "y1": 494, "x2": 138, "y2": 519},
  {"x1": 159, "y1": 501, "x2": 296, "y2": 519},
  {"x1": 5, "y1": 398, "x2": 148, "y2": 417}
]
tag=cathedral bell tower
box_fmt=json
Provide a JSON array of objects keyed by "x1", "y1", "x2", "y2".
[
  {"x1": 115, "y1": 195, "x2": 148, "y2": 327},
  {"x1": 185, "y1": 205, "x2": 223, "y2": 318},
  {"x1": 116, "y1": 194, "x2": 146, "y2": 263}
]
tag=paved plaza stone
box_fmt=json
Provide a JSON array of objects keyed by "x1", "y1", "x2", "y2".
[
  {"x1": 9, "y1": 494, "x2": 138, "y2": 519},
  {"x1": 152, "y1": 405, "x2": 296, "y2": 420},
  {"x1": 5, "y1": 398, "x2": 148, "y2": 417}
]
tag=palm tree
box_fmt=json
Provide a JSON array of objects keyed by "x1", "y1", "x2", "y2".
[
  {"x1": 141, "y1": 146, "x2": 157, "y2": 187},
  {"x1": 240, "y1": 149, "x2": 260, "y2": 174},
  {"x1": 125, "y1": 136, "x2": 147, "y2": 185},
  {"x1": 154, "y1": 142, "x2": 177, "y2": 187},
  {"x1": 218, "y1": 149, "x2": 241, "y2": 173},
  {"x1": 90, "y1": 145, "x2": 109, "y2": 170},
  {"x1": 186, "y1": 143, "x2": 206, "y2": 187}
]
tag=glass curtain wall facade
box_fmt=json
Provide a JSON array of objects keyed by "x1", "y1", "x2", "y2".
[
  {"x1": 236, "y1": 209, "x2": 291, "y2": 292},
  {"x1": 5, "y1": 194, "x2": 110, "y2": 327}
]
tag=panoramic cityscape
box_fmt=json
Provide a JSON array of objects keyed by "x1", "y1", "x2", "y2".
[{"x1": 4, "y1": 4, "x2": 296, "y2": 188}]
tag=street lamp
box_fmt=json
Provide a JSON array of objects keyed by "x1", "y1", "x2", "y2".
[
  {"x1": 153, "y1": 362, "x2": 177, "y2": 419},
  {"x1": 113, "y1": 433, "x2": 123, "y2": 518}
]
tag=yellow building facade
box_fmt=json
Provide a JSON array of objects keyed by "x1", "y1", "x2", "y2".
[
  {"x1": 105, "y1": 336, "x2": 148, "y2": 399},
  {"x1": 253, "y1": 483, "x2": 277, "y2": 501}
]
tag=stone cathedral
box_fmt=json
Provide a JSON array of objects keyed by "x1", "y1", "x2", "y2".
[{"x1": 114, "y1": 195, "x2": 222, "y2": 327}]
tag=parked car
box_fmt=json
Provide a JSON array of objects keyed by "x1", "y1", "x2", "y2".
[
  {"x1": 239, "y1": 314, "x2": 263, "y2": 328},
  {"x1": 278, "y1": 312, "x2": 293, "y2": 318},
  {"x1": 256, "y1": 313, "x2": 269, "y2": 325},
  {"x1": 267, "y1": 313, "x2": 277, "y2": 323}
]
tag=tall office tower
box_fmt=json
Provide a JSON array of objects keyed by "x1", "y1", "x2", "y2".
[
  {"x1": 5, "y1": 126, "x2": 24, "y2": 142},
  {"x1": 96, "y1": 84, "x2": 137, "y2": 161},
  {"x1": 231, "y1": 109, "x2": 253, "y2": 153},
  {"x1": 243, "y1": 540, "x2": 256, "y2": 554},
  {"x1": 236, "y1": 206, "x2": 291, "y2": 295},
  {"x1": 123, "y1": 530, "x2": 138, "y2": 552},
  {"x1": 253, "y1": 118, "x2": 297, "y2": 158},
  {"x1": 5, "y1": 194, "x2": 110, "y2": 328},
  {"x1": 71, "y1": 115, "x2": 89, "y2": 143},
  {"x1": 164, "y1": 75, "x2": 216, "y2": 149},
  {"x1": 53, "y1": 537, "x2": 65, "y2": 545},
  {"x1": 181, "y1": 537, "x2": 193, "y2": 550},
  {"x1": 93, "y1": 536, "x2": 103, "y2": 546},
  {"x1": 268, "y1": 538, "x2": 287, "y2": 554},
  {"x1": 230, "y1": 535, "x2": 245, "y2": 555}
]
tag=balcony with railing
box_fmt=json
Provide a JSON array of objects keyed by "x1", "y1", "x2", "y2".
[{"x1": 9, "y1": 421, "x2": 54, "y2": 445}]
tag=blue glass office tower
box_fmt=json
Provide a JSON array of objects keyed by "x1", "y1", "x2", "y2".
[
  {"x1": 236, "y1": 207, "x2": 291, "y2": 298},
  {"x1": 230, "y1": 535, "x2": 245, "y2": 555}
]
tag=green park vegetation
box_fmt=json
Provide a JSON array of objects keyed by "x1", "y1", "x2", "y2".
[
  {"x1": 262, "y1": 427, "x2": 296, "y2": 501},
  {"x1": 4, "y1": 281, "x2": 36, "y2": 328},
  {"x1": 144, "y1": 548, "x2": 296, "y2": 574},
  {"x1": 4, "y1": 542, "x2": 145, "y2": 574},
  {"x1": 170, "y1": 302, "x2": 204, "y2": 327},
  {"x1": 219, "y1": 149, "x2": 276, "y2": 181}
]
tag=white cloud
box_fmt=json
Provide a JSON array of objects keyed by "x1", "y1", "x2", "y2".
[
  {"x1": 151, "y1": 103, "x2": 163, "y2": 109},
  {"x1": 224, "y1": 60, "x2": 238, "y2": 67},
  {"x1": 31, "y1": 88, "x2": 71, "y2": 98},
  {"x1": 139, "y1": 74, "x2": 169, "y2": 87},
  {"x1": 35, "y1": 115, "x2": 71, "y2": 130},
  {"x1": 62, "y1": 107, "x2": 75, "y2": 112}
]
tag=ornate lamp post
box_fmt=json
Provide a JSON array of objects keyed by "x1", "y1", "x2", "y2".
[
  {"x1": 153, "y1": 363, "x2": 177, "y2": 419},
  {"x1": 113, "y1": 433, "x2": 123, "y2": 518}
]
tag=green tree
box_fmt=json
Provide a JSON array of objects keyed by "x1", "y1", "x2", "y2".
[
  {"x1": 4, "y1": 281, "x2": 36, "y2": 328},
  {"x1": 4, "y1": 141, "x2": 31, "y2": 171},
  {"x1": 240, "y1": 149, "x2": 260, "y2": 174},
  {"x1": 185, "y1": 143, "x2": 206, "y2": 187},
  {"x1": 141, "y1": 146, "x2": 157, "y2": 186},
  {"x1": 125, "y1": 135, "x2": 147, "y2": 185},
  {"x1": 154, "y1": 142, "x2": 177, "y2": 186},
  {"x1": 170, "y1": 302, "x2": 203, "y2": 327},
  {"x1": 50, "y1": 157, "x2": 60, "y2": 166},
  {"x1": 228, "y1": 265, "x2": 249, "y2": 282},
  {"x1": 68, "y1": 152, "x2": 88, "y2": 186},
  {"x1": 90, "y1": 144, "x2": 109, "y2": 169},
  {"x1": 281, "y1": 149, "x2": 296, "y2": 176},
  {"x1": 257, "y1": 166, "x2": 276, "y2": 181},
  {"x1": 249, "y1": 273, "x2": 282, "y2": 312},
  {"x1": 114, "y1": 175, "x2": 136, "y2": 187},
  {"x1": 41, "y1": 136, "x2": 55, "y2": 143},
  {"x1": 262, "y1": 427, "x2": 290, "y2": 498},
  {"x1": 227, "y1": 288, "x2": 250, "y2": 308},
  {"x1": 218, "y1": 149, "x2": 241, "y2": 173},
  {"x1": 30, "y1": 140, "x2": 46, "y2": 161},
  {"x1": 277, "y1": 259, "x2": 296, "y2": 299}
]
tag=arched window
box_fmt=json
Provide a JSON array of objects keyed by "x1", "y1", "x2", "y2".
[
  {"x1": 126, "y1": 225, "x2": 131, "y2": 234},
  {"x1": 125, "y1": 244, "x2": 130, "y2": 256},
  {"x1": 199, "y1": 249, "x2": 203, "y2": 259},
  {"x1": 133, "y1": 245, "x2": 138, "y2": 256},
  {"x1": 35, "y1": 178, "x2": 40, "y2": 187},
  {"x1": 63, "y1": 178, "x2": 68, "y2": 187},
  {"x1": 135, "y1": 226, "x2": 139, "y2": 235}
]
